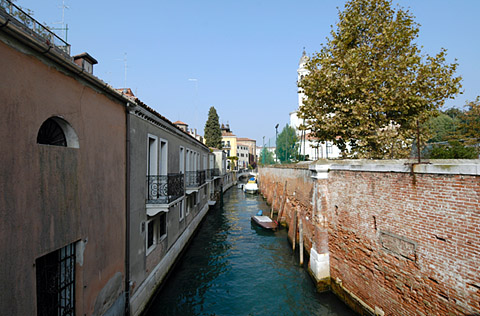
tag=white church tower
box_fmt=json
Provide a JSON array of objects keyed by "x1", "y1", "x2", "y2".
[
  {"x1": 289, "y1": 50, "x2": 309, "y2": 130},
  {"x1": 289, "y1": 50, "x2": 341, "y2": 160}
]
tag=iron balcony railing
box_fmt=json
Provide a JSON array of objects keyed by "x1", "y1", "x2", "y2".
[
  {"x1": 147, "y1": 174, "x2": 184, "y2": 204},
  {"x1": 206, "y1": 168, "x2": 214, "y2": 180},
  {"x1": 0, "y1": 0, "x2": 71, "y2": 55},
  {"x1": 213, "y1": 168, "x2": 221, "y2": 176},
  {"x1": 185, "y1": 170, "x2": 206, "y2": 187}
]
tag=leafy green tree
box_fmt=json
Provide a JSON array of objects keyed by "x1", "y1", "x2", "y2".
[
  {"x1": 276, "y1": 125, "x2": 298, "y2": 163},
  {"x1": 259, "y1": 148, "x2": 275, "y2": 165},
  {"x1": 458, "y1": 97, "x2": 480, "y2": 145},
  {"x1": 429, "y1": 141, "x2": 478, "y2": 159},
  {"x1": 298, "y1": 0, "x2": 462, "y2": 159},
  {"x1": 204, "y1": 106, "x2": 222, "y2": 149},
  {"x1": 425, "y1": 113, "x2": 457, "y2": 143}
]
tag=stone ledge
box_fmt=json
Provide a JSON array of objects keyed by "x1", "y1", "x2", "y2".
[{"x1": 310, "y1": 159, "x2": 480, "y2": 176}]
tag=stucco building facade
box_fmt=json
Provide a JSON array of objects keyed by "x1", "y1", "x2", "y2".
[
  {"x1": 127, "y1": 99, "x2": 216, "y2": 315},
  {"x1": 0, "y1": 4, "x2": 128, "y2": 315},
  {"x1": 0, "y1": 2, "x2": 230, "y2": 315}
]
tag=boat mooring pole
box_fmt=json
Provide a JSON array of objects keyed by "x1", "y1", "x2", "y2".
[
  {"x1": 299, "y1": 219, "x2": 304, "y2": 265},
  {"x1": 277, "y1": 181, "x2": 288, "y2": 222},
  {"x1": 271, "y1": 182, "x2": 277, "y2": 219},
  {"x1": 292, "y1": 206, "x2": 298, "y2": 251}
]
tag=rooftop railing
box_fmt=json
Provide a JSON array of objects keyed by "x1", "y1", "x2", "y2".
[{"x1": 0, "y1": 0, "x2": 71, "y2": 55}]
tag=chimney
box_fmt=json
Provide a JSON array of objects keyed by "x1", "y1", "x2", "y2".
[{"x1": 73, "y1": 52, "x2": 98, "y2": 74}]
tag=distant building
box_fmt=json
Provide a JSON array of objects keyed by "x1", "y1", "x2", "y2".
[
  {"x1": 173, "y1": 120, "x2": 204, "y2": 143},
  {"x1": 289, "y1": 50, "x2": 341, "y2": 159},
  {"x1": 237, "y1": 137, "x2": 257, "y2": 167},
  {"x1": 256, "y1": 145, "x2": 277, "y2": 163},
  {"x1": 237, "y1": 144, "x2": 249, "y2": 169},
  {"x1": 221, "y1": 124, "x2": 238, "y2": 170}
]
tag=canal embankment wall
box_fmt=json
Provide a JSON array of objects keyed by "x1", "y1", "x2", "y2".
[{"x1": 258, "y1": 160, "x2": 480, "y2": 316}]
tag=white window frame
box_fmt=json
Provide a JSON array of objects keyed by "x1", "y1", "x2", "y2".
[
  {"x1": 147, "y1": 134, "x2": 158, "y2": 176},
  {"x1": 146, "y1": 218, "x2": 157, "y2": 255},
  {"x1": 179, "y1": 200, "x2": 185, "y2": 221},
  {"x1": 159, "y1": 138, "x2": 168, "y2": 176},
  {"x1": 179, "y1": 146, "x2": 185, "y2": 174},
  {"x1": 159, "y1": 212, "x2": 167, "y2": 241},
  {"x1": 186, "y1": 196, "x2": 191, "y2": 215}
]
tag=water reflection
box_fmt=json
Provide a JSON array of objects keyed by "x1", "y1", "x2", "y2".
[{"x1": 145, "y1": 188, "x2": 356, "y2": 316}]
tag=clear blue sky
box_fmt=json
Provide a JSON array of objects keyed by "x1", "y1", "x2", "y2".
[{"x1": 17, "y1": 0, "x2": 480, "y2": 145}]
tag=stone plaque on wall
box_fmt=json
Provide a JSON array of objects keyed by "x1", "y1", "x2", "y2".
[{"x1": 379, "y1": 231, "x2": 417, "y2": 261}]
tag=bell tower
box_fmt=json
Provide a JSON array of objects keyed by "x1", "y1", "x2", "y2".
[
  {"x1": 290, "y1": 49, "x2": 310, "y2": 130},
  {"x1": 297, "y1": 49, "x2": 309, "y2": 108}
]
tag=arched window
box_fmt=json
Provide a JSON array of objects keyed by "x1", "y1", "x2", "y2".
[{"x1": 37, "y1": 117, "x2": 79, "y2": 148}]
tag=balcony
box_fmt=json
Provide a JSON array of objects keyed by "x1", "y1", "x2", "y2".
[
  {"x1": 213, "y1": 168, "x2": 221, "y2": 177},
  {"x1": 147, "y1": 174, "x2": 184, "y2": 204},
  {"x1": 185, "y1": 170, "x2": 206, "y2": 188},
  {"x1": 206, "y1": 168, "x2": 214, "y2": 181}
]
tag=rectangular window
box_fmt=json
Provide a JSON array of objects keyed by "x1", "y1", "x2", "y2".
[
  {"x1": 146, "y1": 219, "x2": 156, "y2": 253},
  {"x1": 179, "y1": 147, "x2": 185, "y2": 174},
  {"x1": 194, "y1": 152, "x2": 198, "y2": 172},
  {"x1": 148, "y1": 135, "x2": 158, "y2": 176},
  {"x1": 36, "y1": 243, "x2": 76, "y2": 316},
  {"x1": 159, "y1": 212, "x2": 167, "y2": 238},
  {"x1": 186, "y1": 196, "x2": 191, "y2": 215},
  {"x1": 179, "y1": 200, "x2": 185, "y2": 221},
  {"x1": 159, "y1": 139, "x2": 168, "y2": 176},
  {"x1": 327, "y1": 143, "x2": 332, "y2": 154}
]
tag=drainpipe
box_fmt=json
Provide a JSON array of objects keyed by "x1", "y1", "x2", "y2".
[{"x1": 124, "y1": 101, "x2": 135, "y2": 315}]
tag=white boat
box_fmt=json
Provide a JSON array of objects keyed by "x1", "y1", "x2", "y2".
[
  {"x1": 251, "y1": 211, "x2": 278, "y2": 230},
  {"x1": 243, "y1": 177, "x2": 258, "y2": 194}
]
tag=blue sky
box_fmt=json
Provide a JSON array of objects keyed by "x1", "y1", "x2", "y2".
[{"x1": 16, "y1": 0, "x2": 480, "y2": 145}]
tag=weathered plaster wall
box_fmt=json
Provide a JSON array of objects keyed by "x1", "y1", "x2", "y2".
[
  {"x1": 259, "y1": 161, "x2": 480, "y2": 316},
  {"x1": 0, "y1": 34, "x2": 126, "y2": 315},
  {"x1": 128, "y1": 111, "x2": 214, "y2": 315}
]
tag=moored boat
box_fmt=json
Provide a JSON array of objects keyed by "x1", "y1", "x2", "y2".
[
  {"x1": 243, "y1": 177, "x2": 258, "y2": 194},
  {"x1": 251, "y1": 210, "x2": 278, "y2": 230}
]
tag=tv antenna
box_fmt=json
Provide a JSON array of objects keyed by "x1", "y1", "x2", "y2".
[
  {"x1": 115, "y1": 53, "x2": 128, "y2": 88},
  {"x1": 52, "y1": 0, "x2": 69, "y2": 41}
]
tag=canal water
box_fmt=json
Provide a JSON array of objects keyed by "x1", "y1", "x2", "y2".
[{"x1": 145, "y1": 187, "x2": 356, "y2": 316}]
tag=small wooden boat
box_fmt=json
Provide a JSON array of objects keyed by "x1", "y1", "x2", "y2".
[{"x1": 251, "y1": 212, "x2": 278, "y2": 230}]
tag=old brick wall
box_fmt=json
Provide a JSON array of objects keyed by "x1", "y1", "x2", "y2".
[
  {"x1": 258, "y1": 166, "x2": 317, "y2": 253},
  {"x1": 259, "y1": 162, "x2": 480, "y2": 316}
]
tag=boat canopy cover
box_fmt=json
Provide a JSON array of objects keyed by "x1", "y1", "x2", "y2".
[
  {"x1": 253, "y1": 215, "x2": 274, "y2": 223},
  {"x1": 256, "y1": 210, "x2": 263, "y2": 216}
]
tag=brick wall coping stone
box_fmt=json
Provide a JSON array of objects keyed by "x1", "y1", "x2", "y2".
[
  {"x1": 309, "y1": 159, "x2": 480, "y2": 179},
  {"x1": 261, "y1": 162, "x2": 313, "y2": 170}
]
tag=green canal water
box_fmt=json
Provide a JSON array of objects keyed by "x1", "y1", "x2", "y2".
[{"x1": 145, "y1": 187, "x2": 356, "y2": 316}]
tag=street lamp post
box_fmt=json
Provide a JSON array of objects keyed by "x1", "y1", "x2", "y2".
[
  {"x1": 262, "y1": 136, "x2": 265, "y2": 165},
  {"x1": 275, "y1": 124, "x2": 279, "y2": 164}
]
